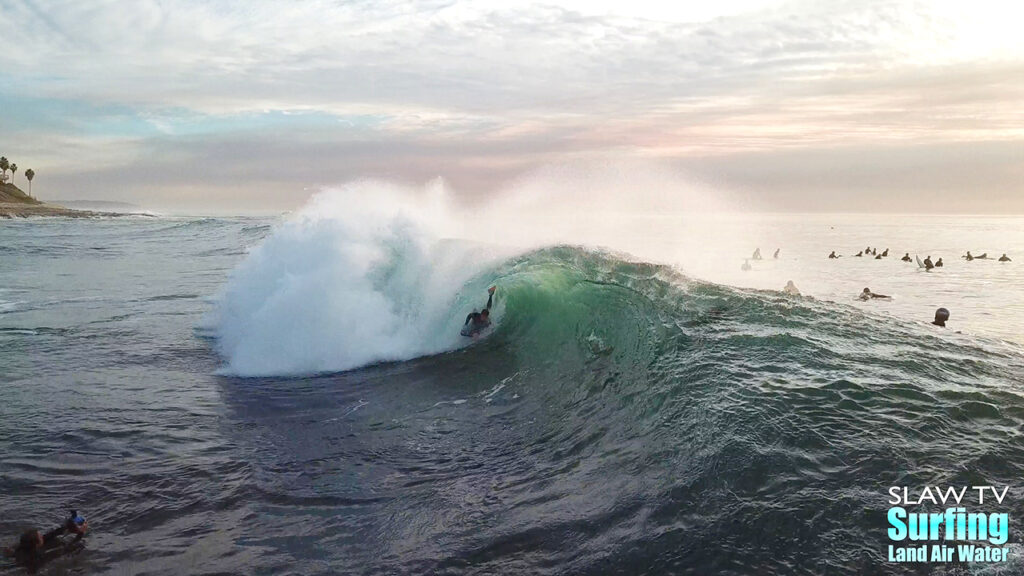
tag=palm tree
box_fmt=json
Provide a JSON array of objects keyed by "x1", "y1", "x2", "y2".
[
  {"x1": 10, "y1": 164, "x2": 17, "y2": 185},
  {"x1": 0, "y1": 157, "x2": 8, "y2": 182},
  {"x1": 25, "y1": 169, "x2": 35, "y2": 197}
]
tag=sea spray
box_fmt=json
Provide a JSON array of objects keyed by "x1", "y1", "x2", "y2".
[
  {"x1": 209, "y1": 162, "x2": 754, "y2": 376},
  {"x1": 208, "y1": 180, "x2": 509, "y2": 376}
]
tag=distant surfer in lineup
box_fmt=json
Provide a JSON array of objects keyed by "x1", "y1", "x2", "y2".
[
  {"x1": 881, "y1": 248, "x2": 888, "y2": 257},
  {"x1": 935, "y1": 257, "x2": 943, "y2": 267},
  {"x1": 461, "y1": 286, "x2": 496, "y2": 337},
  {"x1": 859, "y1": 287, "x2": 890, "y2": 301},
  {"x1": 999, "y1": 253, "x2": 1012, "y2": 262},
  {"x1": 874, "y1": 253, "x2": 882, "y2": 259},
  {"x1": 854, "y1": 251, "x2": 863, "y2": 257},
  {"x1": 901, "y1": 253, "x2": 912, "y2": 262},
  {"x1": 773, "y1": 248, "x2": 780, "y2": 259},
  {"x1": 923, "y1": 256, "x2": 934, "y2": 270},
  {"x1": 932, "y1": 308, "x2": 950, "y2": 327},
  {"x1": 964, "y1": 251, "x2": 973, "y2": 261},
  {"x1": 752, "y1": 248, "x2": 762, "y2": 260},
  {"x1": 783, "y1": 280, "x2": 800, "y2": 296},
  {"x1": 828, "y1": 251, "x2": 839, "y2": 259},
  {"x1": 741, "y1": 259, "x2": 752, "y2": 271}
]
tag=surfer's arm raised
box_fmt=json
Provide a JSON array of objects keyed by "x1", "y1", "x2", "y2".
[{"x1": 484, "y1": 286, "x2": 495, "y2": 311}]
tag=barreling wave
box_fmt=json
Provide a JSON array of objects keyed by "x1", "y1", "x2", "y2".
[
  {"x1": 206, "y1": 181, "x2": 1022, "y2": 382},
  {"x1": 209, "y1": 219, "x2": 1024, "y2": 573},
  {"x1": 204, "y1": 176, "x2": 719, "y2": 378}
]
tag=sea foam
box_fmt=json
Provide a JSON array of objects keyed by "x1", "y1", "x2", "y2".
[{"x1": 209, "y1": 180, "x2": 505, "y2": 376}]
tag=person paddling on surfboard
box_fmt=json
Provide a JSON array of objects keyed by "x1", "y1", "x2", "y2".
[
  {"x1": 3, "y1": 511, "x2": 88, "y2": 573},
  {"x1": 859, "y1": 287, "x2": 890, "y2": 301},
  {"x1": 461, "y1": 286, "x2": 496, "y2": 337}
]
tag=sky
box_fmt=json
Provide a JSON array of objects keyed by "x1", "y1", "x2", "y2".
[{"x1": 0, "y1": 0, "x2": 1023, "y2": 213}]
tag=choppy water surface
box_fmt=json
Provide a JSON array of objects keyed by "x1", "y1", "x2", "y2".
[{"x1": 2, "y1": 213, "x2": 1024, "y2": 575}]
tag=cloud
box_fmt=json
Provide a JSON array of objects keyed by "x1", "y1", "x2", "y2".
[{"x1": 1, "y1": 0, "x2": 1022, "y2": 211}]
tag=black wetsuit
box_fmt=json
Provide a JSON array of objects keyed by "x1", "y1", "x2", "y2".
[{"x1": 462, "y1": 292, "x2": 493, "y2": 336}]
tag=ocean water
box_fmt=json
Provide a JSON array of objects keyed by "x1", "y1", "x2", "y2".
[{"x1": 2, "y1": 205, "x2": 1024, "y2": 575}]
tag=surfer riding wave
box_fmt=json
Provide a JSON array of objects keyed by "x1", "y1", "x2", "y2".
[{"x1": 462, "y1": 286, "x2": 496, "y2": 337}]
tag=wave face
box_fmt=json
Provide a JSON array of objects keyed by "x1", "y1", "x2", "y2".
[
  {"x1": 219, "y1": 242, "x2": 1024, "y2": 575},
  {"x1": 206, "y1": 186, "x2": 1024, "y2": 573}
]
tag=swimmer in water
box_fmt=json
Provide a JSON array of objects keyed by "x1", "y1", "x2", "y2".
[
  {"x1": 859, "y1": 287, "x2": 890, "y2": 300},
  {"x1": 783, "y1": 280, "x2": 800, "y2": 296},
  {"x1": 932, "y1": 307, "x2": 949, "y2": 327},
  {"x1": 3, "y1": 511, "x2": 88, "y2": 573},
  {"x1": 999, "y1": 253, "x2": 1012, "y2": 262}
]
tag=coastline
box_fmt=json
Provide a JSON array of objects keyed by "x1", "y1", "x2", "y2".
[
  {"x1": 0, "y1": 183, "x2": 151, "y2": 218},
  {"x1": 0, "y1": 201, "x2": 134, "y2": 219}
]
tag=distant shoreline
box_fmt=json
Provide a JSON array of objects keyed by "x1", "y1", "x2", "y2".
[
  {"x1": 0, "y1": 201, "x2": 145, "y2": 219},
  {"x1": 0, "y1": 182, "x2": 152, "y2": 219}
]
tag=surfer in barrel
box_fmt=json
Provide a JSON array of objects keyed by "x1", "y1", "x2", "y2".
[{"x1": 462, "y1": 286, "x2": 496, "y2": 337}]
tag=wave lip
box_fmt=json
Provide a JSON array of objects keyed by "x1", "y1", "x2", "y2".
[{"x1": 206, "y1": 183, "x2": 504, "y2": 377}]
